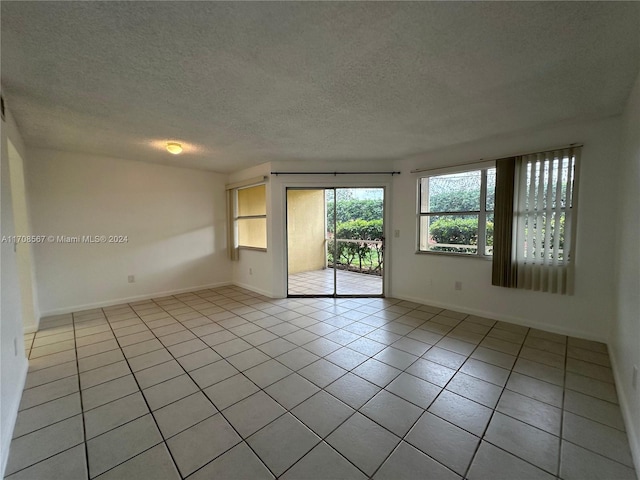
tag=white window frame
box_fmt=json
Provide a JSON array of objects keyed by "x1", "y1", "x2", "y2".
[
  {"x1": 417, "y1": 163, "x2": 495, "y2": 258},
  {"x1": 235, "y1": 183, "x2": 267, "y2": 251},
  {"x1": 225, "y1": 176, "x2": 268, "y2": 260}
]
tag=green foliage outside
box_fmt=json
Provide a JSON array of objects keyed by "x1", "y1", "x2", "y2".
[
  {"x1": 427, "y1": 203, "x2": 565, "y2": 258},
  {"x1": 423, "y1": 171, "x2": 495, "y2": 253},
  {"x1": 326, "y1": 200, "x2": 383, "y2": 225},
  {"x1": 426, "y1": 170, "x2": 495, "y2": 213},
  {"x1": 424, "y1": 167, "x2": 568, "y2": 256},
  {"x1": 425, "y1": 177, "x2": 494, "y2": 253},
  {"x1": 430, "y1": 190, "x2": 489, "y2": 213},
  {"x1": 327, "y1": 202, "x2": 384, "y2": 274},
  {"x1": 429, "y1": 217, "x2": 493, "y2": 253}
]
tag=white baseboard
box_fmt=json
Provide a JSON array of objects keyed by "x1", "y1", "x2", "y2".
[
  {"x1": 390, "y1": 293, "x2": 607, "y2": 343},
  {"x1": 23, "y1": 319, "x2": 39, "y2": 335},
  {"x1": 231, "y1": 281, "x2": 274, "y2": 298},
  {"x1": 1, "y1": 357, "x2": 28, "y2": 478},
  {"x1": 38, "y1": 281, "x2": 232, "y2": 319},
  {"x1": 608, "y1": 346, "x2": 640, "y2": 473}
]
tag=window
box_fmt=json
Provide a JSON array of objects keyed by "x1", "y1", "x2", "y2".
[
  {"x1": 236, "y1": 184, "x2": 267, "y2": 250},
  {"x1": 418, "y1": 167, "x2": 496, "y2": 256},
  {"x1": 417, "y1": 146, "x2": 580, "y2": 293}
]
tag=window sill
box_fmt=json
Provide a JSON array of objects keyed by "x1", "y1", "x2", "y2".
[
  {"x1": 238, "y1": 246, "x2": 267, "y2": 253},
  {"x1": 415, "y1": 250, "x2": 492, "y2": 260}
]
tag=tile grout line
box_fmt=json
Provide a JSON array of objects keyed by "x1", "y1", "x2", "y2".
[
  {"x1": 66, "y1": 313, "x2": 184, "y2": 477},
  {"x1": 9, "y1": 393, "x2": 80, "y2": 442},
  {"x1": 362, "y1": 310, "x2": 503, "y2": 474},
  {"x1": 90, "y1": 299, "x2": 550, "y2": 477},
  {"x1": 557, "y1": 334, "x2": 569, "y2": 479},
  {"x1": 323, "y1": 315, "x2": 458, "y2": 478},
  {"x1": 171, "y1": 293, "x2": 320, "y2": 479},
  {"x1": 396, "y1": 316, "x2": 581, "y2": 477},
  {"x1": 140, "y1": 295, "x2": 277, "y2": 480},
  {"x1": 88, "y1": 305, "x2": 181, "y2": 480},
  {"x1": 184, "y1": 290, "x2": 371, "y2": 478},
  {"x1": 328, "y1": 308, "x2": 619, "y2": 475},
  {"x1": 158, "y1": 292, "x2": 380, "y2": 479},
  {"x1": 404, "y1": 314, "x2": 493, "y2": 480},
  {"x1": 3, "y1": 318, "x2": 85, "y2": 478},
  {"x1": 278, "y1": 309, "x2": 468, "y2": 478},
  {"x1": 461, "y1": 321, "x2": 532, "y2": 479},
  {"x1": 17, "y1": 308, "x2": 612, "y2": 476},
  {"x1": 374, "y1": 312, "x2": 498, "y2": 479},
  {"x1": 73, "y1": 310, "x2": 91, "y2": 480},
  {"x1": 24, "y1": 306, "x2": 597, "y2": 416},
  {"x1": 14, "y1": 288, "x2": 634, "y2": 480},
  {"x1": 16, "y1": 308, "x2": 452, "y2": 445}
]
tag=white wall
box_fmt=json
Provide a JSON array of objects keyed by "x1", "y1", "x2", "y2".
[
  {"x1": 229, "y1": 162, "x2": 274, "y2": 296},
  {"x1": 26, "y1": 149, "x2": 232, "y2": 315},
  {"x1": 612, "y1": 72, "x2": 640, "y2": 470},
  {"x1": 1, "y1": 110, "x2": 29, "y2": 476},
  {"x1": 389, "y1": 116, "x2": 622, "y2": 341},
  {"x1": 7, "y1": 140, "x2": 39, "y2": 332}
]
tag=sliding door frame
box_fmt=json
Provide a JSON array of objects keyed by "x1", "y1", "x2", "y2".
[{"x1": 285, "y1": 186, "x2": 386, "y2": 298}]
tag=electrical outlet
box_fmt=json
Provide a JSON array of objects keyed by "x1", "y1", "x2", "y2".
[
  {"x1": 394, "y1": 230, "x2": 400, "y2": 238},
  {"x1": 249, "y1": 268, "x2": 253, "y2": 275},
  {"x1": 454, "y1": 281, "x2": 462, "y2": 291},
  {"x1": 128, "y1": 275, "x2": 135, "y2": 283},
  {"x1": 633, "y1": 365, "x2": 638, "y2": 390}
]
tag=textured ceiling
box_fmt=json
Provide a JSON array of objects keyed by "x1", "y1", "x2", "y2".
[{"x1": 2, "y1": 2, "x2": 639, "y2": 173}]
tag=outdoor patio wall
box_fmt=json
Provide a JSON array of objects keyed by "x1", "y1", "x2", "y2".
[
  {"x1": 287, "y1": 189, "x2": 326, "y2": 275},
  {"x1": 389, "y1": 116, "x2": 621, "y2": 342}
]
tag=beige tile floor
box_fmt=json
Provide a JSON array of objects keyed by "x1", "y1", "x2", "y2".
[
  {"x1": 6, "y1": 286, "x2": 637, "y2": 479},
  {"x1": 288, "y1": 269, "x2": 383, "y2": 296}
]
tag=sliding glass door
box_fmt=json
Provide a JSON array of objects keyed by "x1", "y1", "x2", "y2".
[{"x1": 287, "y1": 187, "x2": 384, "y2": 297}]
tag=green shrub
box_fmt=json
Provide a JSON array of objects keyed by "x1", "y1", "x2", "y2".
[
  {"x1": 336, "y1": 219, "x2": 383, "y2": 241},
  {"x1": 327, "y1": 200, "x2": 383, "y2": 224},
  {"x1": 329, "y1": 219, "x2": 384, "y2": 272},
  {"x1": 429, "y1": 190, "x2": 482, "y2": 213},
  {"x1": 429, "y1": 218, "x2": 494, "y2": 251}
]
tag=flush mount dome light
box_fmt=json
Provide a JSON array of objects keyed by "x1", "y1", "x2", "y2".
[{"x1": 166, "y1": 142, "x2": 183, "y2": 155}]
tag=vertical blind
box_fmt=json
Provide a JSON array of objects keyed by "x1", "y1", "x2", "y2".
[
  {"x1": 491, "y1": 157, "x2": 517, "y2": 288},
  {"x1": 515, "y1": 147, "x2": 580, "y2": 294},
  {"x1": 492, "y1": 146, "x2": 581, "y2": 294},
  {"x1": 226, "y1": 189, "x2": 239, "y2": 261}
]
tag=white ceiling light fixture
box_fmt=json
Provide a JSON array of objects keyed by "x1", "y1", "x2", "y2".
[{"x1": 166, "y1": 142, "x2": 183, "y2": 155}]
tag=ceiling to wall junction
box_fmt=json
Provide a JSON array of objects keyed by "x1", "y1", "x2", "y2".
[{"x1": 1, "y1": 2, "x2": 639, "y2": 172}]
